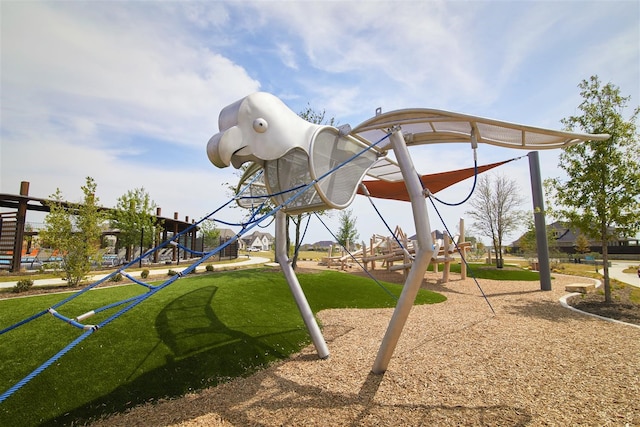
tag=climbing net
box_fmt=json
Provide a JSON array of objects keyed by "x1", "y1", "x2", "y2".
[
  {"x1": 0, "y1": 131, "x2": 392, "y2": 403},
  {"x1": 1, "y1": 129, "x2": 521, "y2": 403}
]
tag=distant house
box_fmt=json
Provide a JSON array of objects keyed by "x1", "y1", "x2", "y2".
[
  {"x1": 240, "y1": 231, "x2": 274, "y2": 251},
  {"x1": 217, "y1": 228, "x2": 236, "y2": 240},
  {"x1": 511, "y1": 221, "x2": 640, "y2": 255},
  {"x1": 213, "y1": 229, "x2": 273, "y2": 251},
  {"x1": 299, "y1": 240, "x2": 335, "y2": 251}
]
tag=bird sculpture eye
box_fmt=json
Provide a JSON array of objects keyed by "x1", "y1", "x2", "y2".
[{"x1": 253, "y1": 118, "x2": 268, "y2": 133}]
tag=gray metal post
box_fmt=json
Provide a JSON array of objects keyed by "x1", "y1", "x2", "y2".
[
  {"x1": 528, "y1": 151, "x2": 552, "y2": 291},
  {"x1": 275, "y1": 211, "x2": 329, "y2": 359},
  {"x1": 371, "y1": 129, "x2": 434, "y2": 374}
]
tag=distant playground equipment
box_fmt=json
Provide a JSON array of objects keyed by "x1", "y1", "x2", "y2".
[
  {"x1": 1, "y1": 91, "x2": 608, "y2": 403},
  {"x1": 321, "y1": 220, "x2": 471, "y2": 284}
]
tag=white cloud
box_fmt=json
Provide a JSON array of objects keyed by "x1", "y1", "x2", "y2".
[
  {"x1": 1, "y1": 2, "x2": 257, "y2": 229},
  {"x1": 276, "y1": 43, "x2": 298, "y2": 70},
  {"x1": 1, "y1": 2, "x2": 260, "y2": 151},
  {"x1": 1, "y1": 0, "x2": 637, "y2": 246}
]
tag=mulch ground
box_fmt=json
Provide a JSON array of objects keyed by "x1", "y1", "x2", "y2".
[{"x1": 86, "y1": 262, "x2": 639, "y2": 426}]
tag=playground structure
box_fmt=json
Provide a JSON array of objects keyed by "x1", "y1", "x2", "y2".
[
  {"x1": 322, "y1": 220, "x2": 471, "y2": 284},
  {"x1": 207, "y1": 92, "x2": 608, "y2": 373},
  {"x1": 1, "y1": 91, "x2": 609, "y2": 403}
]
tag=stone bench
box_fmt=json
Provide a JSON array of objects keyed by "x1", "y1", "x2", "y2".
[{"x1": 565, "y1": 283, "x2": 596, "y2": 294}]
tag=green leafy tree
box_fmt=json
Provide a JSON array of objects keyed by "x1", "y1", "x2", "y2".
[
  {"x1": 40, "y1": 177, "x2": 105, "y2": 286},
  {"x1": 518, "y1": 219, "x2": 558, "y2": 260},
  {"x1": 545, "y1": 75, "x2": 640, "y2": 302},
  {"x1": 199, "y1": 219, "x2": 221, "y2": 249},
  {"x1": 465, "y1": 173, "x2": 526, "y2": 268},
  {"x1": 336, "y1": 209, "x2": 359, "y2": 251},
  {"x1": 111, "y1": 187, "x2": 159, "y2": 262}
]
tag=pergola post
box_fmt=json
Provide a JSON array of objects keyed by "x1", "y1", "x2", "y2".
[{"x1": 11, "y1": 182, "x2": 30, "y2": 272}]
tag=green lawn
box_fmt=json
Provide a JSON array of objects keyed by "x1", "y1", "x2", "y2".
[
  {"x1": 430, "y1": 262, "x2": 541, "y2": 281},
  {"x1": 0, "y1": 268, "x2": 444, "y2": 426}
]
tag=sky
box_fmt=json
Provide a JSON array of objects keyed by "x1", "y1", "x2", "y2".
[{"x1": 1, "y1": 0, "x2": 638, "y2": 247}]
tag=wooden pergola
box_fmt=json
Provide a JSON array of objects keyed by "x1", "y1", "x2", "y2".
[{"x1": 0, "y1": 181, "x2": 198, "y2": 272}]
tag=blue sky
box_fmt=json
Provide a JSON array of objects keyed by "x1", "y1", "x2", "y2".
[{"x1": 1, "y1": 1, "x2": 638, "y2": 245}]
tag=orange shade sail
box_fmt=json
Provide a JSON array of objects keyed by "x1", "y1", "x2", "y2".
[{"x1": 358, "y1": 159, "x2": 514, "y2": 202}]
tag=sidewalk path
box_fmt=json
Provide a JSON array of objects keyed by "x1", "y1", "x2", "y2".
[
  {"x1": 0, "y1": 256, "x2": 271, "y2": 290},
  {"x1": 608, "y1": 260, "x2": 640, "y2": 288}
]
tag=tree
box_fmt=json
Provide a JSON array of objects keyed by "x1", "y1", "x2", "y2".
[
  {"x1": 111, "y1": 187, "x2": 159, "y2": 262},
  {"x1": 199, "y1": 219, "x2": 221, "y2": 249},
  {"x1": 40, "y1": 177, "x2": 105, "y2": 286},
  {"x1": 336, "y1": 209, "x2": 359, "y2": 251},
  {"x1": 518, "y1": 219, "x2": 558, "y2": 260},
  {"x1": 545, "y1": 75, "x2": 640, "y2": 303},
  {"x1": 574, "y1": 234, "x2": 591, "y2": 256},
  {"x1": 465, "y1": 173, "x2": 526, "y2": 268}
]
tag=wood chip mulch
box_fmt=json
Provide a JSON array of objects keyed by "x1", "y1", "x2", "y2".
[{"x1": 90, "y1": 264, "x2": 640, "y2": 426}]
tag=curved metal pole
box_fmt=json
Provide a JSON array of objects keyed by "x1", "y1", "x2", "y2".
[
  {"x1": 372, "y1": 129, "x2": 435, "y2": 374},
  {"x1": 275, "y1": 210, "x2": 330, "y2": 359}
]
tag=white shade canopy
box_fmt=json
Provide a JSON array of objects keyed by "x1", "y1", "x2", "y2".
[
  {"x1": 352, "y1": 108, "x2": 609, "y2": 150},
  {"x1": 349, "y1": 108, "x2": 609, "y2": 182},
  {"x1": 212, "y1": 93, "x2": 610, "y2": 210}
]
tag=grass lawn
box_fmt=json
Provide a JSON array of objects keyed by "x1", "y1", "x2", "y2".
[
  {"x1": 429, "y1": 262, "x2": 541, "y2": 281},
  {"x1": 0, "y1": 268, "x2": 444, "y2": 427}
]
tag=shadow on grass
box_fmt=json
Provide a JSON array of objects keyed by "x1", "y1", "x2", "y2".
[{"x1": 42, "y1": 285, "x2": 305, "y2": 426}]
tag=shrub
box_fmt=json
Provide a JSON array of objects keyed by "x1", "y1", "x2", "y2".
[
  {"x1": 110, "y1": 273, "x2": 123, "y2": 282},
  {"x1": 141, "y1": 269, "x2": 150, "y2": 279},
  {"x1": 12, "y1": 279, "x2": 34, "y2": 293},
  {"x1": 167, "y1": 269, "x2": 178, "y2": 276},
  {"x1": 205, "y1": 264, "x2": 214, "y2": 272}
]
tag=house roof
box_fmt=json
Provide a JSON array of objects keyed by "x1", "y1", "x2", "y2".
[{"x1": 217, "y1": 228, "x2": 236, "y2": 239}]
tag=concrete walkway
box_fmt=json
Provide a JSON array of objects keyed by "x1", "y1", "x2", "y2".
[
  {"x1": 608, "y1": 260, "x2": 640, "y2": 288},
  {"x1": 3, "y1": 257, "x2": 637, "y2": 290},
  {"x1": 0, "y1": 256, "x2": 271, "y2": 290}
]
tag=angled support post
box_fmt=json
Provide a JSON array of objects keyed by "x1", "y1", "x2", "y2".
[
  {"x1": 372, "y1": 128, "x2": 435, "y2": 374},
  {"x1": 275, "y1": 210, "x2": 330, "y2": 359}
]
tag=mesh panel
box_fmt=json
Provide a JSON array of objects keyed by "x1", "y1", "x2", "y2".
[
  {"x1": 522, "y1": 131, "x2": 567, "y2": 145},
  {"x1": 476, "y1": 122, "x2": 524, "y2": 144},
  {"x1": 312, "y1": 131, "x2": 378, "y2": 208},
  {"x1": 236, "y1": 181, "x2": 270, "y2": 209},
  {"x1": 368, "y1": 159, "x2": 403, "y2": 181},
  {"x1": 431, "y1": 120, "x2": 474, "y2": 133},
  {"x1": 264, "y1": 149, "x2": 325, "y2": 214}
]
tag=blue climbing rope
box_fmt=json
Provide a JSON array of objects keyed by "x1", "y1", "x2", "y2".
[
  {"x1": 291, "y1": 213, "x2": 312, "y2": 262},
  {"x1": 427, "y1": 157, "x2": 478, "y2": 206},
  {"x1": 427, "y1": 195, "x2": 495, "y2": 314},
  {"x1": 0, "y1": 130, "x2": 393, "y2": 404},
  {"x1": 417, "y1": 158, "x2": 496, "y2": 315}
]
